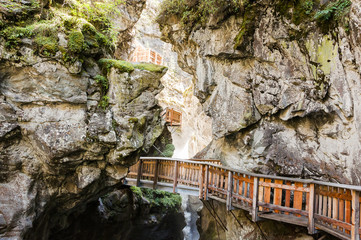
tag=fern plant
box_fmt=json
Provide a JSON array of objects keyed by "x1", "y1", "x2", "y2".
[{"x1": 314, "y1": 0, "x2": 351, "y2": 22}]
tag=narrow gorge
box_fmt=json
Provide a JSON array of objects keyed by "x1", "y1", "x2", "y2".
[{"x1": 1, "y1": 0, "x2": 361, "y2": 239}]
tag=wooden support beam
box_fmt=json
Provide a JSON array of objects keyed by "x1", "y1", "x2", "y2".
[
  {"x1": 252, "y1": 177, "x2": 259, "y2": 222},
  {"x1": 308, "y1": 183, "x2": 316, "y2": 234},
  {"x1": 227, "y1": 171, "x2": 233, "y2": 211},
  {"x1": 136, "y1": 159, "x2": 143, "y2": 187},
  {"x1": 204, "y1": 165, "x2": 209, "y2": 200},
  {"x1": 152, "y1": 159, "x2": 159, "y2": 189},
  {"x1": 173, "y1": 160, "x2": 179, "y2": 193},
  {"x1": 351, "y1": 190, "x2": 360, "y2": 240},
  {"x1": 199, "y1": 165, "x2": 204, "y2": 199}
]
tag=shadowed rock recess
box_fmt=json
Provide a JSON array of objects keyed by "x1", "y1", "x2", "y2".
[
  {"x1": 157, "y1": 0, "x2": 361, "y2": 184},
  {"x1": 0, "y1": 0, "x2": 175, "y2": 239}
]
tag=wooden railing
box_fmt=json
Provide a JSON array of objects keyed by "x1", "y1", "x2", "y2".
[{"x1": 126, "y1": 157, "x2": 361, "y2": 240}]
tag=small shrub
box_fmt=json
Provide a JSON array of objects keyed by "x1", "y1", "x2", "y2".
[
  {"x1": 94, "y1": 75, "x2": 109, "y2": 91},
  {"x1": 163, "y1": 144, "x2": 175, "y2": 157},
  {"x1": 99, "y1": 95, "x2": 109, "y2": 109},
  {"x1": 130, "y1": 186, "x2": 182, "y2": 211},
  {"x1": 314, "y1": 0, "x2": 351, "y2": 22}
]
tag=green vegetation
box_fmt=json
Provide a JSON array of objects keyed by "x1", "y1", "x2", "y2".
[
  {"x1": 314, "y1": 0, "x2": 351, "y2": 22},
  {"x1": 157, "y1": 0, "x2": 240, "y2": 32},
  {"x1": 133, "y1": 63, "x2": 168, "y2": 73},
  {"x1": 94, "y1": 74, "x2": 109, "y2": 91},
  {"x1": 163, "y1": 144, "x2": 175, "y2": 157},
  {"x1": 130, "y1": 186, "x2": 182, "y2": 211},
  {"x1": 98, "y1": 58, "x2": 135, "y2": 73},
  {"x1": 99, "y1": 95, "x2": 109, "y2": 110},
  {"x1": 68, "y1": 31, "x2": 84, "y2": 53},
  {"x1": 0, "y1": 0, "x2": 122, "y2": 60}
]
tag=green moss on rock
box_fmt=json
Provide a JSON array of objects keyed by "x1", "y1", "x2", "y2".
[
  {"x1": 98, "y1": 58, "x2": 135, "y2": 73},
  {"x1": 133, "y1": 63, "x2": 168, "y2": 73},
  {"x1": 68, "y1": 31, "x2": 84, "y2": 53}
]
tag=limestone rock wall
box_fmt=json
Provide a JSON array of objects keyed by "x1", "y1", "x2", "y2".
[
  {"x1": 0, "y1": 1, "x2": 170, "y2": 239},
  {"x1": 158, "y1": 0, "x2": 361, "y2": 184},
  {"x1": 131, "y1": 0, "x2": 212, "y2": 158}
]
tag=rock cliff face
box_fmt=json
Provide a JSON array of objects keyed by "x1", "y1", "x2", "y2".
[
  {"x1": 158, "y1": 0, "x2": 361, "y2": 184},
  {"x1": 0, "y1": 1, "x2": 170, "y2": 239},
  {"x1": 131, "y1": 0, "x2": 212, "y2": 158}
]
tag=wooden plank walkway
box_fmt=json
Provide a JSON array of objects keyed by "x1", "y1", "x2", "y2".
[{"x1": 125, "y1": 157, "x2": 361, "y2": 240}]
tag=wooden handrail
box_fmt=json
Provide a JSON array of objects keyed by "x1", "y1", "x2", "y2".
[{"x1": 127, "y1": 157, "x2": 361, "y2": 240}]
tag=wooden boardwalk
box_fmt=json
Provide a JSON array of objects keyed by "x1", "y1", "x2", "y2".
[{"x1": 125, "y1": 157, "x2": 361, "y2": 240}]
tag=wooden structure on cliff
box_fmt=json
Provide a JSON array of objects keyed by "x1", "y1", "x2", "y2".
[
  {"x1": 126, "y1": 157, "x2": 361, "y2": 240},
  {"x1": 163, "y1": 108, "x2": 182, "y2": 126},
  {"x1": 130, "y1": 46, "x2": 163, "y2": 65}
]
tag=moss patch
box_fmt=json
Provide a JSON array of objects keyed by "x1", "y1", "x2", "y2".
[
  {"x1": 98, "y1": 58, "x2": 135, "y2": 73},
  {"x1": 68, "y1": 31, "x2": 84, "y2": 53},
  {"x1": 133, "y1": 63, "x2": 168, "y2": 73}
]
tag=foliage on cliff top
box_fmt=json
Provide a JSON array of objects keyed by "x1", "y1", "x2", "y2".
[
  {"x1": 0, "y1": 0, "x2": 122, "y2": 60},
  {"x1": 157, "y1": 0, "x2": 241, "y2": 32},
  {"x1": 130, "y1": 186, "x2": 182, "y2": 211}
]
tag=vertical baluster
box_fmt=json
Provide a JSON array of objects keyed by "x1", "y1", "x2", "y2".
[
  {"x1": 252, "y1": 177, "x2": 259, "y2": 222},
  {"x1": 264, "y1": 178, "x2": 272, "y2": 212},
  {"x1": 173, "y1": 161, "x2": 179, "y2": 193},
  {"x1": 227, "y1": 171, "x2": 233, "y2": 211},
  {"x1": 136, "y1": 159, "x2": 143, "y2": 187},
  {"x1": 294, "y1": 182, "x2": 303, "y2": 217},
  {"x1": 153, "y1": 159, "x2": 159, "y2": 189},
  {"x1": 249, "y1": 176, "x2": 254, "y2": 207},
  {"x1": 199, "y1": 165, "x2": 204, "y2": 199},
  {"x1": 274, "y1": 179, "x2": 283, "y2": 213},
  {"x1": 351, "y1": 190, "x2": 360, "y2": 240},
  {"x1": 322, "y1": 186, "x2": 328, "y2": 216},
  {"x1": 204, "y1": 165, "x2": 209, "y2": 200},
  {"x1": 333, "y1": 187, "x2": 339, "y2": 230},
  {"x1": 224, "y1": 171, "x2": 228, "y2": 199},
  {"x1": 285, "y1": 181, "x2": 292, "y2": 215},
  {"x1": 339, "y1": 188, "x2": 345, "y2": 232},
  {"x1": 346, "y1": 189, "x2": 352, "y2": 235},
  {"x1": 258, "y1": 178, "x2": 264, "y2": 212},
  {"x1": 308, "y1": 183, "x2": 316, "y2": 234}
]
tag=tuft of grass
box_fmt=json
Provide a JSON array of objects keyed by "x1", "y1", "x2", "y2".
[{"x1": 98, "y1": 58, "x2": 135, "y2": 73}]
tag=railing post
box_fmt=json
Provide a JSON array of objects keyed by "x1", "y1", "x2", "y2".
[
  {"x1": 204, "y1": 165, "x2": 209, "y2": 200},
  {"x1": 308, "y1": 183, "x2": 316, "y2": 234},
  {"x1": 351, "y1": 190, "x2": 360, "y2": 240},
  {"x1": 173, "y1": 160, "x2": 179, "y2": 193},
  {"x1": 226, "y1": 171, "x2": 233, "y2": 211},
  {"x1": 252, "y1": 177, "x2": 259, "y2": 222},
  {"x1": 136, "y1": 159, "x2": 143, "y2": 187},
  {"x1": 199, "y1": 165, "x2": 204, "y2": 199},
  {"x1": 153, "y1": 159, "x2": 159, "y2": 189}
]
